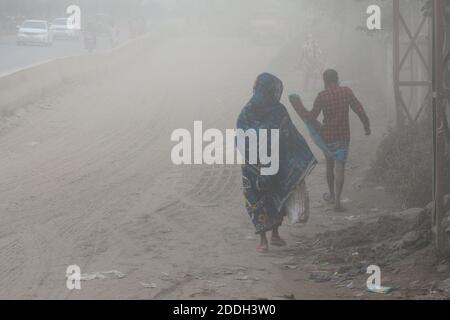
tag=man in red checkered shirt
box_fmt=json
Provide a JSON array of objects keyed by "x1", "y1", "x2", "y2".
[{"x1": 303, "y1": 69, "x2": 371, "y2": 212}]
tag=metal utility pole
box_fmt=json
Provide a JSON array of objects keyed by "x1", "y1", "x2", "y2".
[{"x1": 432, "y1": 0, "x2": 449, "y2": 255}]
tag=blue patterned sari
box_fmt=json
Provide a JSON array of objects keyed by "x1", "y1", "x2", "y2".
[{"x1": 237, "y1": 73, "x2": 317, "y2": 234}]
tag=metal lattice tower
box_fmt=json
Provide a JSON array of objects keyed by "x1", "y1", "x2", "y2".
[
  {"x1": 393, "y1": 0, "x2": 450, "y2": 254},
  {"x1": 393, "y1": 0, "x2": 432, "y2": 127}
]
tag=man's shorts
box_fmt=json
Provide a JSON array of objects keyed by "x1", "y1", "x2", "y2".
[{"x1": 326, "y1": 141, "x2": 350, "y2": 162}]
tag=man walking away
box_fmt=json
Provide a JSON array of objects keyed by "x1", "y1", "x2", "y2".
[{"x1": 302, "y1": 69, "x2": 371, "y2": 212}]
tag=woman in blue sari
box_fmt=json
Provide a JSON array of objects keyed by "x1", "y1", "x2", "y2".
[{"x1": 237, "y1": 73, "x2": 317, "y2": 253}]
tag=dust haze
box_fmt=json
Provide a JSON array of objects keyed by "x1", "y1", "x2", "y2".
[{"x1": 0, "y1": 0, "x2": 448, "y2": 300}]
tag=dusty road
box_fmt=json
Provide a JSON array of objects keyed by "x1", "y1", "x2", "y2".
[
  {"x1": 0, "y1": 35, "x2": 124, "y2": 76},
  {"x1": 0, "y1": 34, "x2": 389, "y2": 299}
]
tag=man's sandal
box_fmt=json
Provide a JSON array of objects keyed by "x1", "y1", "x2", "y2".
[
  {"x1": 323, "y1": 192, "x2": 335, "y2": 204},
  {"x1": 334, "y1": 205, "x2": 347, "y2": 213},
  {"x1": 271, "y1": 238, "x2": 287, "y2": 247}
]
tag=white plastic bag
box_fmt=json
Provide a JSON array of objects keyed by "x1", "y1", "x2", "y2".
[{"x1": 285, "y1": 182, "x2": 310, "y2": 225}]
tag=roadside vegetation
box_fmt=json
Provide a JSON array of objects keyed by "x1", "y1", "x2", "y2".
[{"x1": 369, "y1": 117, "x2": 450, "y2": 208}]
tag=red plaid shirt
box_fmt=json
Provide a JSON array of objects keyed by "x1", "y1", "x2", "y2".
[{"x1": 309, "y1": 85, "x2": 370, "y2": 144}]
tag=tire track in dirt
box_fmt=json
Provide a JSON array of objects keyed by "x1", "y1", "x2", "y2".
[{"x1": 168, "y1": 165, "x2": 241, "y2": 207}]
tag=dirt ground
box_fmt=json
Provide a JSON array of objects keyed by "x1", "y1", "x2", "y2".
[{"x1": 0, "y1": 34, "x2": 448, "y2": 300}]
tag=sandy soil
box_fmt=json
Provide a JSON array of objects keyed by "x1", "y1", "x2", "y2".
[{"x1": 0, "y1": 34, "x2": 443, "y2": 300}]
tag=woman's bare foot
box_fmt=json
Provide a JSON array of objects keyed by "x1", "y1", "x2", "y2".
[
  {"x1": 257, "y1": 244, "x2": 269, "y2": 253},
  {"x1": 271, "y1": 227, "x2": 287, "y2": 247},
  {"x1": 258, "y1": 233, "x2": 269, "y2": 253}
]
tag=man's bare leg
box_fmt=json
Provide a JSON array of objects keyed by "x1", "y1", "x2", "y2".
[
  {"x1": 325, "y1": 157, "x2": 335, "y2": 203},
  {"x1": 334, "y1": 160, "x2": 346, "y2": 212},
  {"x1": 271, "y1": 226, "x2": 287, "y2": 247}
]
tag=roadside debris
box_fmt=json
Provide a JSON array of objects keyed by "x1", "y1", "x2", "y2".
[
  {"x1": 287, "y1": 204, "x2": 441, "y2": 299},
  {"x1": 367, "y1": 286, "x2": 394, "y2": 294},
  {"x1": 399, "y1": 231, "x2": 421, "y2": 248},
  {"x1": 140, "y1": 282, "x2": 158, "y2": 289},
  {"x1": 436, "y1": 278, "x2": 450, "y2": 293},
  {"x1": 309, "y1": 271, "x2": 332, "y2": 283},
  {"x1": 206, "y1": 281, "x2": 226, "y2": 288},
  {"x1": 81, "y1": 270, "x2": 126, "y2": 281},
  {"x1": 436, "y1": 264, "x2": 448, "y2": 273},
  {"x1": 275, "y1": 293, "x2": 296, "y2": 300},
  {"x1": 352, "y1": 178, "x2": 363, "y2": 190},
  {"x1": 161, "y1": 272, "x2": 171, "y2": 281},
  {"x1": 283, "y1": 265, "x2": 299, "y2": 270},
  {"x1": 81, "y1": 273, "x2": 106, "y2": 281},
  {"x1": 235, "y1": 274, "x2": 259, "y2": 281}
]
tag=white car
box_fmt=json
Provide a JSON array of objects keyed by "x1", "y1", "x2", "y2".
[
  {"x1": 17, "y1": 20, "x2": 53, "y2": 46},
  {"x1": 50, "y1": 18, "x2": 80, "y2": 40}
]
